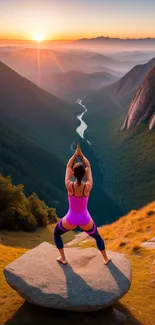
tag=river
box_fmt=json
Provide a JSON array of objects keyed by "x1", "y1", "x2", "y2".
[
  {"x1": 71, "y1": 98, "x2": 91, "y2": 152},
  {"x1": 76, "y1": 99, "x2": 91, "y2": 145}
]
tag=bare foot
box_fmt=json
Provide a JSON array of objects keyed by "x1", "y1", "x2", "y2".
[
  {"x1": 104, "y1": 258, "x2": 111, "y2": 265},
  {"x1": 56, "y1": 256, "x2": 68, "y2": 264}
]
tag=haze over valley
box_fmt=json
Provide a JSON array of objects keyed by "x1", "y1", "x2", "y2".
[{"x1": 0, "y1": 40, "x2": 155, "y2": 225}]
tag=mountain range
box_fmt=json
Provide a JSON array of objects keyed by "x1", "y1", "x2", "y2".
[
  {"x1": 79, "y1": 36, "x2": 155, "y2": 43},
  {"x1": 0, "y1": 60, "x2": 124, "y2": 225},
  {"x1": 0, "y1": 50, "x2": 155, "y2": 223},
  {"x1": 29, "y1": 70, "x2": 119, "y2": 102}
]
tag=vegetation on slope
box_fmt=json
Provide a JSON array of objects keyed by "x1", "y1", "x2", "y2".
[
  {"x1": 0, "y1": 173, "x2": 58, "y2": 231},
  {"x1": 0, "y1": 121, "x2": 69, "y2": 217},
  {"x1": 84, "y1": 79, "x2": 155, "y2": 212},
  {"x1": 0, "y1": 61, "x2": 80, "y2": 216}
]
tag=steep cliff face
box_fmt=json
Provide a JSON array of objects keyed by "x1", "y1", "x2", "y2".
[
  {"x1": 114, "y1": 57, "x2": 155, "y2": 101},
  {"x1": 121, "y1": 65, "x2": 155, "y2": 130}
]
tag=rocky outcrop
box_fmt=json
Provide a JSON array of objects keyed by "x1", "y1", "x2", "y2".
[
  {"x1": 4, "y1": 242, "x2": 132, "y2": 312},
  {"x1": 149, "y1": 114, "x2": 155, "y2": 130},
  {"x1": 121, "y1": 65, "x2": 155, "y2": 130},
  {"x1": 114, "y1": 57, "x2": 155, "y2": 99}
]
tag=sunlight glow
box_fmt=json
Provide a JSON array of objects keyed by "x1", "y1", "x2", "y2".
[{"x1": 32, "y1": 32, "x2": 44, "y2": 43}]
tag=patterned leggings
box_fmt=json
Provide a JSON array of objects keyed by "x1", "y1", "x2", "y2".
[{"x1": 54, "y1": 219, "x2": 105, "y2": 250}]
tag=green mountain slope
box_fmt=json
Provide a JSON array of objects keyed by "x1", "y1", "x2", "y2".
[
  {"x1": 83, "y1": 64, "x2": 155, "y2": 212},
  {"x1": 0, "y1": 62, "x2": 82, "y2": 216},
  {"x1": 0, "y1": 61, "x2": 81, "y2": 161},
  {"x1": 0, "y1": 121, "x2": 69, "y2": 216}
]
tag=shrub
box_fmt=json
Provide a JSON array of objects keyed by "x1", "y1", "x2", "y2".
[
  {"x1": 0, "y1": 173, "x2": 58, "y2": 232},
  {"x1": 147, "y1": 210, "x2": 155, "y2": 217},
  {"x1": 35, "y1": 208, "x2": 48, "y2": 227},
  {"x1": 47, "y1": 207, "x2": 58, "y2": 223},
  {"x1": 119, "y1": 242, "x2": 126, "y2": 247}
]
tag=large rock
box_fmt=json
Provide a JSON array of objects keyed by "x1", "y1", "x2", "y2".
[{"x1": 4, "y1": 242, "x2": 132, "y2": 312}]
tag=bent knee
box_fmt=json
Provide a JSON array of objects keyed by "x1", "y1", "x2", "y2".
[{"x1": 54, "y1": 224, "x2": 60, "y2": 236}]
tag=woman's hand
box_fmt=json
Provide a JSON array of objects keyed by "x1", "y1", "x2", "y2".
[{"x1": 75, "y1": 142, "x2": 83, "y2": 158}]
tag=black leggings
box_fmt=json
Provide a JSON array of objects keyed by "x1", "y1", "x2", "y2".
[{"x1": 54, "y1": 219, "x2": 105, "y2": 251}]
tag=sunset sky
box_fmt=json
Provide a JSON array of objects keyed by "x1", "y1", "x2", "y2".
[{"x1": 0, "y1": 0, "x2": 155, "y2": 41}]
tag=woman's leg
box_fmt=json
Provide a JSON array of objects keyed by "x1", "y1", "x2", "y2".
[
  {"x1": 81, "y1": 221, "x2": 111, "y2": 265},
  {"x1": 54, "y1": 219, "x2": 70, "y2": 264}
]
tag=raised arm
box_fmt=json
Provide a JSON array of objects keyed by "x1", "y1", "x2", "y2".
[
  {"x1": 65, "y1": 152, "x2": 77, "y2": 188},
  {"x1": 81, "y1": 154, "x2": 93, "y2": 190}
]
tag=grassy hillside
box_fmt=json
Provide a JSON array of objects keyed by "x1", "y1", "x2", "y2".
[
  {"x1": 70, "y1": 201, "x2": 155, "y2": 325},
  {"x1": 0, "y1": 202, "x2": 154, "y2": 325}
]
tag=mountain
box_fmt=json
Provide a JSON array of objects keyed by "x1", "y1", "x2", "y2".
[
  {"x1": 89, "y1": 65, "x2": 123, "y2": 77},
  {"x1": 0, "y1": 47, "x2": 142, "y2": 85},
  {"x1": 79, "y1": 36, "x2": 155, "y2": 44},
  {"x1": 108, "y1": 50, "x2": 155, "y2": 62},
  {"x1": 0, "y1": 61, "x2": 82, "y2": 216},
  {"x1": 121, "y1": 65, "x2": 155, "y2": 130},
  {"x1": 88, "y1": 53, "x2": 119, "y2": 65},
  {"x1": 30, "y1": 70, "x2": 119, "y2": 102},
  {"x1": 83, "y1": 63, "x2": 155, "y2": 213},
  {"x1": 0, "y1": 61, "x2": 80, "y2": 159},
  {"x1": 77, "y1": 37, "x2": 155, "y2": 58},
  {"x1": 113, "y1": 57, "x2": 155, "y2": 101}
]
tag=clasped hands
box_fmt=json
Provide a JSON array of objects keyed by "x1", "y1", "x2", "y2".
[{"x1": 74, "y1": 142, "x2": 84, "y2": 158}]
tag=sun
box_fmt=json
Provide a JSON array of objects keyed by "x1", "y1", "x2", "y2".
[{"x1": 32, "y1": 32, "x2": 44, "y2": 43}]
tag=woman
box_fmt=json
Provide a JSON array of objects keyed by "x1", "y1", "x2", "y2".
[{"x1": 54, "y1": 143, "x2": 111, "y2": 265}]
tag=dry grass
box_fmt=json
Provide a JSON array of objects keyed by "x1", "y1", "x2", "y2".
[
  {"x1": 77, "y1": 201, "x2": 155, "y2": 254},
  {"x1": 71, "y1": 201, "x2": 155, "y2": 325},
  {"x1": 0, "y1": 202, "x2": 155, "y2": 325}
]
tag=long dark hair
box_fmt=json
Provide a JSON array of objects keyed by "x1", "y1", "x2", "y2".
[{"x1": 73, "y1": 162, "x2": 85, "y2": 186}]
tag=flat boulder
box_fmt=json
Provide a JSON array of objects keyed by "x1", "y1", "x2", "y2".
[{"x1": 4, "y1": 242, "x2": 132, "y2": 312}]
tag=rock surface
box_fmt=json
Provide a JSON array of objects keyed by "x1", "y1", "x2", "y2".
[
  {"x1": 121, "y1": 64, "x2": 155, "y2": 131},
  {"x1": 140, "y1": 237, "x2": 155, "y2": 249},
  {"x1": 4, "y1": 242, "x2": 132, "y2": 312}
]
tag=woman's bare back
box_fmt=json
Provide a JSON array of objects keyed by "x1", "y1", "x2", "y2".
[{"x1": 63, "y1": 181, "x2": 93, "y2": 231}]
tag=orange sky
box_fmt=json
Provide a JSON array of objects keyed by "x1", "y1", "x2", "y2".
[{"x1": 0, "y1": 0, "x2": 155, "y2": 41}]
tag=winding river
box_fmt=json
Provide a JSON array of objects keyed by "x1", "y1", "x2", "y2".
[
  {"x1": 71, "y1": 98, "x2": 91, "y2": 152},
  {"x1": 76, "y1": 99, "x2": 91, "y2": 145}
]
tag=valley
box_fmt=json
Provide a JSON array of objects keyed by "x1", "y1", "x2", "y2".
[
  {"x1": 83, "y1": 59, "x2": 155, "y2": 212},
  {"x1": 0, "y1": 48, "x2": 155, "y2": 226},
  {"x1": 71, "y1": 98, "x2": 124, "y2": 226}
]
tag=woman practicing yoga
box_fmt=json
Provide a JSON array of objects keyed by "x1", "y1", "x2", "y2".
[{"x1": 54, "y1": 142, "x2": 111, "y2": 265}]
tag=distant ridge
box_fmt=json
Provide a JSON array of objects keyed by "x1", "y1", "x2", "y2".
[
  {"x1": 114, "y1": 57, "x2": 155, "y2": 98},
  {"x1": 78, "y1": 36, "x2": 155, "y2": 42}
]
